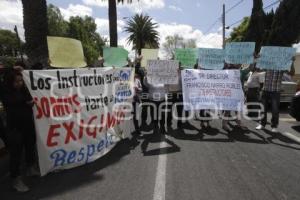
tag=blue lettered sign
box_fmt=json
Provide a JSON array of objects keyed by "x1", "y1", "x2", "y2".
[
  {"x1": 256, "y1": 46, "x2": 296, "y2": 71},
  {"x1": 225, "y1": 42, "x2": 255, "y2": 65},
  {"x1": 198, "y1": 48, "x2": 225, "y2": 70}
]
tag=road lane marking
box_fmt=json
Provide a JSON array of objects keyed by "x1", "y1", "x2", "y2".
[
  {"x1": 280, "y1": 118, "x2": 296, "y2": 122},
  {"x1": 153, "y1": 137, "x2": 168, "y2": 200},
  {"x1": 282, "y1": 132, "x2": 300, "y2": 144}
]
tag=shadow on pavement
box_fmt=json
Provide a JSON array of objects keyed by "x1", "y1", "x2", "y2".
[
  {"x1": 169, "y1": 121, "x2": 268, "y2": 144},
  {"x1": 140, "y1": 133, "x2": 180, "y2": 156},
  {"x1": 263, "y1": 129, "x2": 300, "y2": 151},
  {"x1": 0, "y1": 139, "x2": 131, "y2": 200},
  {"x1": 227, "y1": 123, "x2": 269, "y2": 144},
  {"x1": 292, "y1": 125, "x2": 300, "y2": 133}
]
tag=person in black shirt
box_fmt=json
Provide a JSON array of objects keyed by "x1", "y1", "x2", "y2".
[{"x1": 2, "y1": 70, "x2": 37, "y2": 192}]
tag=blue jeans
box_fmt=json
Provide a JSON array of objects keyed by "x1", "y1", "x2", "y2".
[{"x1": 261, "y1": 91, "x2": 280, "y2": 128}]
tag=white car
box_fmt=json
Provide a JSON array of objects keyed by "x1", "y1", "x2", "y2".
[{"x1": 246, "y1": 72, "x2": 297, "y2": 103}]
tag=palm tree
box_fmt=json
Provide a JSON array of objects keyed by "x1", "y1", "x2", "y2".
[
  {"x1": 22, "y1": 0, "x2": 49, "y2": 66},
  {"x1": 124, "y1": 14, "x2": 159, "y2": 55},
  {"x1": 103, "y1": 0, "x2": 136, "y2": 47}
]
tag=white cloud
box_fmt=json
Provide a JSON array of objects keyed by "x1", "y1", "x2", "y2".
[
  {"x1": 196, "y1": 2, "x2": 201, "y2": 8},
  {"x1": 157, "y1": 23, "x2": 222, "y2": 57},
  {"x1": 60, "y1": 4, "x2": 93, "y2": 20},
  {"x1": 168, "y1": 5, "x2": 183, "y2": 12},
  {"x1": 119, "y1": 36, "x2": 135, "y2": 59},
  {"x1": 82, "y1": 0, "x2": 108, "y2": 7},
  {"x1": 82, "y1": 0, "x2": 165, "y2": 13},
  {"x1": 95, "y1": 18, "x2": 125, "y2": 38},
  {"x1": 0, "y1": 0, "x2": 24, "y2": 39}
]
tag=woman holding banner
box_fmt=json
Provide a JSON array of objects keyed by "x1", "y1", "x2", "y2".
[
  {"x1": 221, "y1": 63, "x2": 247, "y2": 131},
  {"x1": 1, "y1": 70, "x2": 38, "y2": 192}
]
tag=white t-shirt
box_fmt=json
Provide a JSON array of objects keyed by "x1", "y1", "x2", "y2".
[
  {"x1": 144, "y1": 78, "x2": 167, "y2": 101},
  {"x1": 246, "y1": 71, "x2": 264, "y2": 89}
]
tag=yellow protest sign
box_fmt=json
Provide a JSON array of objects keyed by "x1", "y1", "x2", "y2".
[
  {"x1": 141, "y1": 49, "x2": 159, "y2": 67},
  {"x1": 47, "y1": 36, "x2": 86, "y2": 68}
]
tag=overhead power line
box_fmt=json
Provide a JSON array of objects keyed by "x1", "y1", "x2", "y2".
[
  {"x1": 225, "y1": 0, "x2": 244, "y2": 14},
  {"x1": 226, "y1": 0, "x2": 282, "y2": 28},
  {"x1": 205, "y1": 0, "x2": 245, "y2": 34}
]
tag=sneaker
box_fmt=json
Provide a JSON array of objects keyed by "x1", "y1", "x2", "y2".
[
  {"x1": 271, "y1": 128, "x2": 279, "y2": 133},
  {"x1": 12, "y1": 177, "x2": 29, "y2": 193},
  {"x1": 27, "y1": 166, "x2": 40, "y2": 177},
  {"x1": 256, "y1": 125, "x2": 265, "y2": 130}
]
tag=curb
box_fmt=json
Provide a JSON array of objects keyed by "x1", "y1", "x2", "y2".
[{"x1": 281, "y1": 132, "x2": 300, "y2": 144}]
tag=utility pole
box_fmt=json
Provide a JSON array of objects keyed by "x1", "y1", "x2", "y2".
[
  {"x1": 222, "y1": 4, "x2": 226, "y2": 49},
  {"x1": 14, "y1": 25, "x2": 24, "y2": 62}
]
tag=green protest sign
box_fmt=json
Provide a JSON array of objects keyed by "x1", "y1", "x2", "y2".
[
  {"x1": 175, "y1": 48, "x2": 198, "y2": 68},
  {"x1": 103, "y1": 47, "x2": 129, "y2": 68}
]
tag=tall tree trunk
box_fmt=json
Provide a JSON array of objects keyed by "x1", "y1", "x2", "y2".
[
  {"x1": 109, "y1": 0, "x2": 118, "y2": 47},
  {"x1": 22, "y1": 0, "x2": 48, "y2": 67}
]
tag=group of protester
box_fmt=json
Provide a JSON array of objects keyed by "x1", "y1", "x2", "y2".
[
  {"x1": 131, "y1": 55, "x2": 295, "y2": 134},
  {"x1": 0, "y1": 53, "x2": 295, "y2": 193}
]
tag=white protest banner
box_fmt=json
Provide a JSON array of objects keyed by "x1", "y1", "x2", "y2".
[
  {"x1": 182, "y1": 69, "x2": 244, "y2": 111},
  {"x1": 256, "y1": 46, "x2": 296, "y2": 71},
  {"x1": 147, "y1": 60, "x2": 179, "y2": 85},
  {"x1": 141, "y1": 49, "x2": 159, "y2": 68},
  {"x1": 225, "y1": 42, "x2": 255, "y2": 65},
  {"x1": 198, "y1": 48, "x2": 225, "y2": 70},
  {"x1": 22, "y1": 68, "x2": 134, "y2": 176}
]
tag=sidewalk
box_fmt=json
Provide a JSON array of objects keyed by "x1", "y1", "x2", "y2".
[{"x1": 277, "y1": 120, "x2": 300, "y2": 144}]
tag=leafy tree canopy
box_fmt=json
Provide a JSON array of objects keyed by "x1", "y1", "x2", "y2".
[{"x1": 47, "y1": 5, "x2": 106, "y2": 66}]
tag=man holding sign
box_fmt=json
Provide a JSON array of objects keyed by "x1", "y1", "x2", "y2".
[
  {"x1": 220, "y1": 42, "x2": 255, "y2": 131},
  {"x1": 256, "y1": 47, "x2": 296, "y2": 133}
]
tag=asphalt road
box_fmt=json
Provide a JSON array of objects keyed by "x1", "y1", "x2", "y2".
[{"x1": 1, "y1": 117, "x2": 300, "y2": 200}]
